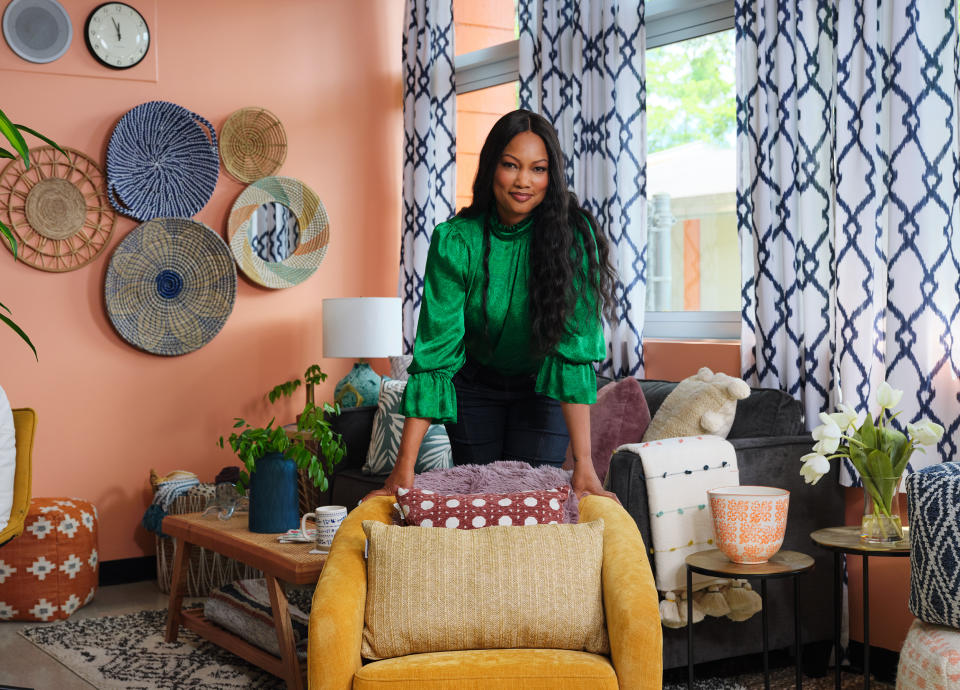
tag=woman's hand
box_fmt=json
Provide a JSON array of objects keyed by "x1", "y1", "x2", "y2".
[
  {"x1": 561, "y1": 402, "x2": 619, "y2": 503},
  {"x1": 570, "y1": 457, "x2": 620, "y2": 503},
  {"x1": 360, "y1": 416, "x2": 431, "y2": 503},
  {"x1": 361, "y1": 463, "x2": 414, "y2": 503}
]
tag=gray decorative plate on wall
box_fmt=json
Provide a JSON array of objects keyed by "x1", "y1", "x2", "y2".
[{"x1": 2, "y1": 0, "x2": 72, "y2": 64}]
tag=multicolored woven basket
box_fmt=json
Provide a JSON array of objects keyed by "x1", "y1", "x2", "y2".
[
  {"x1": 104, "y1": 218, "x2": 237, "y2": 356},
  {"x1": 106, "y1": 101, "x2": 219, "y2": 221},
  {"x1": 227, "y1": 176, "x2": 329, "y2": 289}
]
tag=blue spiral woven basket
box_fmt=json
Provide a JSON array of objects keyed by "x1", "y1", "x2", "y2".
[
  {"x1": 104, "y1": 218, "x2": 237, "y2": 356},
  {"x1": 106, "y1": 101, "x2": 219, "y2": 221}
]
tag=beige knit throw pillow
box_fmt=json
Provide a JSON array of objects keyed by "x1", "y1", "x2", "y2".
[{"x1": 360, "y1": 519, "x2": 609, "y2": 660}]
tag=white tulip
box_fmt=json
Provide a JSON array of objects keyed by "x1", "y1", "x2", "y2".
[
  {"x1": 876, "y1": 381, "x2": 904, "y2": 410},
  {"x1": 828, "y1": 403, "x2": 859, "y2": 431},
  {"x1": 908, "y1": 420, "x2": 944, "y2": 446},
  {"x1": 800, "y1": 453, "x2": 831, "y2": 485},
  {"x1": 812, "y1": 413, "x2": 842, "y2": 454}
]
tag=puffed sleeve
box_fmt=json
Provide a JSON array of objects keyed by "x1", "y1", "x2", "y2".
[
  {"x1": 399, "y1": 224, "x2": 470, "y2": 423},
  {"x1": 535, "y1": 219, "x2": 606, "y2": 404}
]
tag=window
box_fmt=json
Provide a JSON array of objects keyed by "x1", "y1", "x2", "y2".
[
  {"x1": 454, "y1": 0, "x2": 518, "y2": 211},
  {"x1": 451, "y1": 0, "x2": 738, "y2": 338}
]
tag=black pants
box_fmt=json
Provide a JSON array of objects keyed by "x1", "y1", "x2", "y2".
[{"x1": 444, "y1": 358, "x2": 570, "y2": 468}]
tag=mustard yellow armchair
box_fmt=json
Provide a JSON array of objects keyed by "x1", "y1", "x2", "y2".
[
  {"x1": 308, "y1": 494, "x2": 662, "y2": 689},
  {"x1": 0, "y1": 408, "x2": 36, "y2": 547}
]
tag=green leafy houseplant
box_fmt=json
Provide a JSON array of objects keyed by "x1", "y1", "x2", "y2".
[
  {"x1": 219, "y1": 367, "x2": 347, "y2": 494},
  {"x1": 0, "y1": 108, "x2": 64, "y2": 359},
  {"x1": 268, "y1": 364, "x2": 327, "y2": 406}
]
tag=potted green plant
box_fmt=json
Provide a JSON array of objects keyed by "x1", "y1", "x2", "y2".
[
  {"x1": 268, "y1": 364, "x2": 327, "y2": 408},
  {"x1": 0, "y1": 108, "x2": 64, "y2": 359},
  {"x1": 219, "y1": 367, "x2": 347, "y2": 534}
]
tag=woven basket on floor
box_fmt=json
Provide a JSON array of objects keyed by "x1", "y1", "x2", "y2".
[{"x1": 153, "y1": 480, "x2": 260, "y2": 597}]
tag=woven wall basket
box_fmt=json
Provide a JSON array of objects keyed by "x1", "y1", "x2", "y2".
[
  {"x1": 227, "y1": 176, "x2": 329, "y2": 289},
  {"x1": 106, "y1": 100, "x2": 219, "y2": 221},
  {"x1": 220, "y1": 106, "x2": 287, "y2": 183},
  {"x1": 104, "y1": 218, "x2": 237, "y2": 356},
  {"x1": 0, "y1": 146, "x2": 116, "y2": 272}
]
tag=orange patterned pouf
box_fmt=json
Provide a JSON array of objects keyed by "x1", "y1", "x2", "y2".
[
  {"x1": 0, "y1": 497, "x2": 99, "y2": 621},
  {"x1": 897, "y1": 618, "x2": 960, "y2": 690}
]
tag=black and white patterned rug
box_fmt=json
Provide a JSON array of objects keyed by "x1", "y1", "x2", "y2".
[
  {"x1": 19, "y1": 609, "x2": 284, "y2": 689},
  {"x1": 20, "y1": 609, "x2": 895, "y2": 689}
]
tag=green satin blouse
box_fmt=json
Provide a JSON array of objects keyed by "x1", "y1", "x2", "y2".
[{"x1": 399, "y1": 213, "x2": 605, "y2": 423}]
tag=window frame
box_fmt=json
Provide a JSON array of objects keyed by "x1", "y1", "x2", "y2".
[{"x1": 453, "y1": 0, "x2": 738, "y2": 341}]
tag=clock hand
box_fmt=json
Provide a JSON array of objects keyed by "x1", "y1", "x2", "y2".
[{"x1": 113, "y1": 18, "x2": 121, "y2": 41}]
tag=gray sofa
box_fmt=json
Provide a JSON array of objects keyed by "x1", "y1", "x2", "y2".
[
  {"x1": 316, "y1": 378, "x2": 844, "y2": 674},
  {"x1": 605, "y1": 379, "x2": 844, "y2": 672}
]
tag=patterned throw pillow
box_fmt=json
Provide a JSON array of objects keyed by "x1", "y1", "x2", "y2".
[
  {"x1": 361, "y1": 518, "x2": 608, "y2": 660},
  {"x1": 363, "y1": 380, "x2": 453, "y2": 475},
  {"x1": 396, "y1": 486, "x2": 569, "y2": 529}
]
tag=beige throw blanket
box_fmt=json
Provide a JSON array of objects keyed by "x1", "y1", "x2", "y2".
[{"x1": 617, "y1": 435, "x2": 761, "y2": 627}]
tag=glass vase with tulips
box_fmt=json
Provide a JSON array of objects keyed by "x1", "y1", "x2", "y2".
[{"x1": 800, "y1": 382, "x2": 943, "y2": 543}]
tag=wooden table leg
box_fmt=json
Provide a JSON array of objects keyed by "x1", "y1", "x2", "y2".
[
  {"x1": 266, "y1": 574, "x2": 303, "y2": 690},
  {"x1": 165, "y1": 538, "x2": 192, "y2": 642}
]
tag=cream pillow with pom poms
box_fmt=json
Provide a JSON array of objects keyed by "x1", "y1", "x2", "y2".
[{"x1": 643, "y1": 367, "x2": 750, "y2": 441}]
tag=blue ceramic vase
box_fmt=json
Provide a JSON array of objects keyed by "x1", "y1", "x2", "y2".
[{"x1": 248, "y1": 452, "x2": 299, "y2": 534}]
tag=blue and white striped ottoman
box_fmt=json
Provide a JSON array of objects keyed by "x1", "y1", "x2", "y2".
[{"x1": 906, "y1": 462, "x2": 960, "y2": 629}]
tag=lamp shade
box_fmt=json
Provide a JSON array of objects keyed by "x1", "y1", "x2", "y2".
[{"x1": 322, "y1": 297, "x2": 403, "y2": 358}]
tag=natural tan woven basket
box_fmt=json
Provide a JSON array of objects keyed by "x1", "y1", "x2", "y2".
[{"x1": 220, "y1": 107, "x2": 287, "y2": 183}]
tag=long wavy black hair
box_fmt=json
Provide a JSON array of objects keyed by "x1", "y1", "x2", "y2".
[{"x1": 458, "y1": 109, "x2": 618, "y2": 355}]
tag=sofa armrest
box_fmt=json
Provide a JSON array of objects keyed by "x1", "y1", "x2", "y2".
[
  {"x1": 308, "y1": 495, "x2": 394, "y2": 690},
  {"x1": 580, "y1": 495, "x2": 662, "y2": 690}
]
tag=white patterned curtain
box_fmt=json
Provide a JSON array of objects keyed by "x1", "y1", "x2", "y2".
[
  {"x1": 398, "y1": 0, "x2": 457, "y2": 354},
  {"x1": 518, "y1": 0, "x2": 647, "y2": 378},
  {"x1": 738, "y1": 0, "x2": 960, "y2": 483}
]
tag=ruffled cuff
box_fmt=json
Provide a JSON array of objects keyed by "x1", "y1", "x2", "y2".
[
  {"x1": 535, "y1": 355, "x2": 598, "y2": 404},
  {"x1": 400, "y1": 371, "x2": 458, "y2": 423}
]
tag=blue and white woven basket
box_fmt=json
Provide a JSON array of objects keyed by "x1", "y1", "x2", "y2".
[
  {"x1": 104, "y1": 218, "x2": 236, "y2": 356},
  {"x1": 907, "y1": 462, "x2": 960, "y2": 629},
  {"x1": 107, "y1": 101, "x2": 219, "y2": 221}
]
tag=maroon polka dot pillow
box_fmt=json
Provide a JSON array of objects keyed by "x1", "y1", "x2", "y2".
[{"x1": 395, "y1": 486, "x2": 569, "y2": 529}]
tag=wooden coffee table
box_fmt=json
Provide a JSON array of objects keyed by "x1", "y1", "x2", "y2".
[{"x1": 162, "y1": 512, "x2": 327, "y2": 690}]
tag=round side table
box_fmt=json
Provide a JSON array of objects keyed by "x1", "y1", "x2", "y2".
[
  {"x1": 810, "y1": 526, "x2": 910, "y2": 690},
  {"x1": 685, "y1": 549, "x2": 815, "y2": 690}
]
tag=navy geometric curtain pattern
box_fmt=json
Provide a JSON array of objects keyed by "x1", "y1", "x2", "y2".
[
  {"x1": 738, "y1": 0, "x2": 960, "y2": 484},
  {"x1": 518, "y1": 0, "x2": 647, "y2": 378},
  {"x1": 398, "y1": 0, "x2": 457, "y2": 354}
]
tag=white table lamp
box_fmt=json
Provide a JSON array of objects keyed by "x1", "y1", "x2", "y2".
[{"x1": 322, "y1": 297, "x2": 403, "y2": 407}]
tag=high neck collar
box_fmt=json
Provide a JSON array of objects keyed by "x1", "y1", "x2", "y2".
[{"x1": 489, "y1": 214, "x2": 534, "y2": 239}]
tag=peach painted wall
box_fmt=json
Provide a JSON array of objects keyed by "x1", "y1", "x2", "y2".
[
  {"x1": 0, "y1": 0, "x2": 403, "y2": 561},
  {"x1": 642, "y1": 338, "x2": 740, "y2": 379}
]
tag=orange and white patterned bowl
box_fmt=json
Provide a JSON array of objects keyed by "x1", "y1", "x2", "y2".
[{"x1": 708, "y1": 486, "x2": 789, "y2": 564}]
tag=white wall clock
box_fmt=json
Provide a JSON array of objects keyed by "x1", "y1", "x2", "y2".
[
  {"x1": 2, "y1": 0, "x2": 73, "y2": 64},
  {"x1": 84, "y1": 2, "x2": 150, "y2": 70}
]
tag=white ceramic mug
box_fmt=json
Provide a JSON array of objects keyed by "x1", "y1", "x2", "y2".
[{"x1": 300, "y1": 505, "x2": 348, "y2": 551}]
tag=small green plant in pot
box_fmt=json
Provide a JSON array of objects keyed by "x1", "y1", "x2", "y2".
[{"x1": 219, "y1": 368, "x2": 347, "y2": 533}]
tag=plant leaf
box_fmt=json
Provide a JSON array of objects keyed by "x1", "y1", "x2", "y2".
[
  {"x1": 0, "y1": 148, "x2": 15, "y2": 160},
  {"x1": 0, "y1": 217, "x2": 18, "y2": 260},
  {"x1": 0, "y1": 311, "x2": 36, "y2": 359},
  {"x1": 15, "y1": 124, "x2": 66, "y2": 157},
  {"x1": 0, "y1": 109, "x2": 28, "y2": 166}
]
